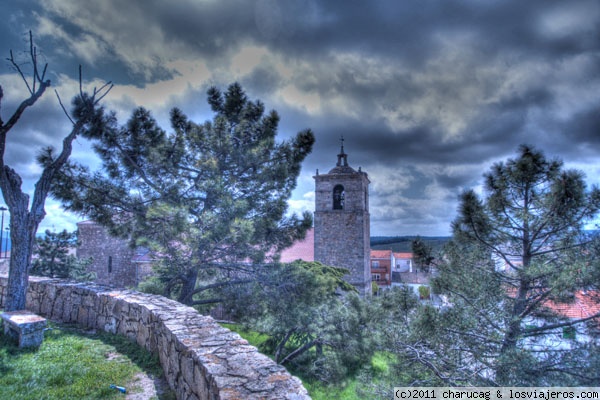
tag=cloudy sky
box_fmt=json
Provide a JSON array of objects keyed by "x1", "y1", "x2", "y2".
[{"x1": 1, "y1": 0, "x2": 600, "y2": 236}]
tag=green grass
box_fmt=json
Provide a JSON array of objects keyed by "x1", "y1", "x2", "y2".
[
  {"x1": 220, "y1": 322, "x2": 270, "y2": 349},
  {"x1": 300, "y1": 352, "x2": 395, "y2": 400},
  {"x1": 0, "y1": 321, "x2": 172, "y2": 399},
  {"x1": 303, "y1": 379, "x2": 360, "y2": 400},
  {"x1": 371, "y1": 351, "x2": 394, "y2": 374}
]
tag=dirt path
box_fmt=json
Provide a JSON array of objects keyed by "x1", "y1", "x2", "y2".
[
  {"x1": 125, "y1": 372, "x2": 174, "y2": 400},
  {"x1": 87, "y1": 328, "x2": 176, "y2": 399}
]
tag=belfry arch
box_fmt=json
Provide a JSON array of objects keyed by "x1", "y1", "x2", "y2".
[{"x1": 333, "y1": 184, "x2": 345, "y2": 210}]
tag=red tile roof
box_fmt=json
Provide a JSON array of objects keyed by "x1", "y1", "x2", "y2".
[
  {"x1": 279, "y1": 228, "x2": 315, "y2": 263},
  {"x1": 542, "y1": 291, "x2": 600, "y2": 320},
  {"x1": 394, "y1": 252, "x2": 413, "y2": 259},
  {"x1": 371, "y1": 249, "x2": 392, "y2": 258}
]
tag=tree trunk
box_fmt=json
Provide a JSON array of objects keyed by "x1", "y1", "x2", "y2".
[
  {"x1": 496, "y1": 277, "x2": 528, "y2": 384},
  {"x1": 280, "y1": 338, "x2": 319, "y2": 365},
  {"x1": 496, "y1": 207, "x2": 532, "y2": 384},
  {"x1": 177, "y1": 267, "x2": 199, "y2": 305},
  {"x1": 4, "y1": 206, "x2": 39, "y2": 311},
  {"x1": 275, "y1": 331, "x2": 293, "y2": 363}
]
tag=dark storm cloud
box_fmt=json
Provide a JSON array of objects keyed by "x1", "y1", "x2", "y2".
[
  {"x1": 300, "y1": 103, "x2": 521, "y2": 169},
  {"x1": 2, "y1": 0, "x2": 600, "y2": 235},
  {"x1": 558, "y1": 107, "x2": 600, "y2": 154},
  {"x1": 240, "y1": 64, "x2": 284, "y2": 96},
  {"x1": 0, "y1": 0, "x2": 42, "y2": 48},
  {"x1": 28, "y1": 0, "x2": 310, "y2": 85},
  {"x1": 262, "y1": 1, "x2": 597, "y2": 64}
]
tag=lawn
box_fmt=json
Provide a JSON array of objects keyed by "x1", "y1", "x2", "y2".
[{"x1": 0, "y1": 320, "x2": 174, "y2": 399}]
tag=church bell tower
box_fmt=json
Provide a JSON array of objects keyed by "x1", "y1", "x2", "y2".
[{"x1": 314, "y1": 139, "x2": 371, "y2": 296}]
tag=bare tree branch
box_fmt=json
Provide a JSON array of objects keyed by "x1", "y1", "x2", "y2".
[{"x1": 55, "y1": 90, "x2": 75, "y2": 125}]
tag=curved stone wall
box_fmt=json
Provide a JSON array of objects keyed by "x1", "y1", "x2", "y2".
[{"x1": 0, "y1": 275, "x2": 309, "y2": 399}]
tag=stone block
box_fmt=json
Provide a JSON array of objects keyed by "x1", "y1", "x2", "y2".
[{"x1": 1, "y1": 310, "x2": 47, "y2": 348}]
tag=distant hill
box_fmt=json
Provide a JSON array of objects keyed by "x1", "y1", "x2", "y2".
[
  {"x1": 372, "y1": 230, "x2": 598, "y2": 253},
  {"x1": 370, "y1": 236, "x2": 450, "y2": 253}
]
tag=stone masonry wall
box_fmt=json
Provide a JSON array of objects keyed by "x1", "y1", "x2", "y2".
[
  {"x1": 314, "y1": 172, "x2": 371, "y2": 296},
  {"x1": 0, "y1": 275, "x2": 309, "y2": 400},
  {"x1": 77, "y1": 221, "x2": 139, "y2": 287},
  {"x1": 314, "y1": 173, "x2": 369, "y2": 212}
]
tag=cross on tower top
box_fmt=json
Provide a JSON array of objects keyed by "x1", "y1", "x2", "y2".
[{"x1": 337, "y1": 135, "x2": 348, "y2": 167}]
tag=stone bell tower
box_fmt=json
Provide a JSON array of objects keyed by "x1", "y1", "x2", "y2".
[{"x1": 314, "y1": 138, "x2": 371, "y2": 296}]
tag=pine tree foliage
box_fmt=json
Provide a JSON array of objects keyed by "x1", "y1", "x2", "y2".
[
  {"x1": 31, "y1": 229, "x2": 93, "y2": 280},
  {"x1": 357, "y1": 285, "x2": 431, "y2": 395},
  {"x1": 412, "y1": 235, "x2": 434, "y2": 273},
  {"x1": 227, "y1": 260, "x2": 381, "y2": 383},
  {"x1": 420, "y1": 145, "x2": 600, "y2": 385},
  {"x1": 52, "y1": 83, "x2": 314, "y2": 305}
]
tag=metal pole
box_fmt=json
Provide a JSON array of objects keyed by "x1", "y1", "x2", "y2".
[
  {"x1": 4, "y1": 227, "x2": 8, "y2": 259},
  {"x1": 0, "y1": 206, "x2": 6, "y2": 259}
]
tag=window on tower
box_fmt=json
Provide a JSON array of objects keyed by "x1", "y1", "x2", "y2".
[{"x1": 333, "y1": 184, "x2": 345, "y2": 210}]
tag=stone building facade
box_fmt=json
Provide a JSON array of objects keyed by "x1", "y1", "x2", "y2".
[
  {"x1": 314, "y1": 143, "x2": 371, "y2": 295},
  {"x1": 77, "y1": 221, "x2": 153, "y2": 287}
]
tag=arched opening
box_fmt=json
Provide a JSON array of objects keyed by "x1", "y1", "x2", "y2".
[{"x1": 333, "y1": 184, "x2": 345, "y2": 210}]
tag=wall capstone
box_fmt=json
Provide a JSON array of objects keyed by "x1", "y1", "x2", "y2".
[{"x1": 0, "y1": 274, "x2": 310, "y2": 400}]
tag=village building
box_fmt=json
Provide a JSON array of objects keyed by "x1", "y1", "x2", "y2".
[
  {"x1": 76, "y1": 220, "x2": 154, "y2": 287},
  {"x1": 285, "y1": 142, "x2": 420, "y2": 296},
  {"x1": 369, "y1": 250, "x2": 424, "y2": 290},
  {"x1": 367, "y1": 249, "x2": 433, "y2": 297},
  {"x1": 370, "y1": 249, "x2": 392, "y2": 288},
  {"x1": 313, "y1": 141, "x2": 372, "y2": 295}
]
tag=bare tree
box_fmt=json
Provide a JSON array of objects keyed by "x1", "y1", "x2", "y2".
[{"x1": 0, "y1": 32, "x2": 111, "y2": 311}]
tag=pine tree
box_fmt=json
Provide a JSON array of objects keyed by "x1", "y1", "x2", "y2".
[
  {"x1": 426, "y1": 145, "x2": 600, "y2": 385},
  {"x1": 53, "y1": 83, "x2": 314, "y2": 305},
  {"x1": 412, "y1": 235, "x2": 434, "y2": 273},
  {"x1": 31, "y1": 229, "x2": 92, "y2": 280},
  {"x1": 227, "y1": 260, "x2": 380, "y2": 383}
]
